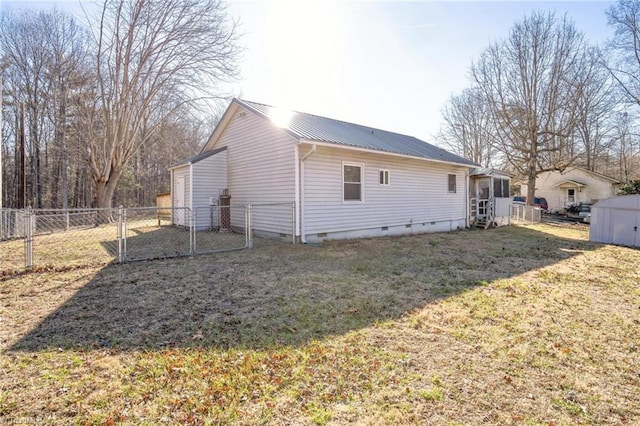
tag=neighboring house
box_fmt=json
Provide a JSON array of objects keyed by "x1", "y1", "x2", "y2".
[
  {"x1": 520, "y1": 168, "x2": 620, "y2": 213},
  {"x1": 170, "y1": 98, "x2": 480, "y2": 243}
]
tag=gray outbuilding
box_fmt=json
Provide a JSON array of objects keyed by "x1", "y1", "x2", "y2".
[{"x1": 589, "y1": 194, "x2": 640, "y2": 248}]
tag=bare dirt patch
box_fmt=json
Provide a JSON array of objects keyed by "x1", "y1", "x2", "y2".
[{"x1": 1, "y1": 224, "x2": 638, "y2": 424}]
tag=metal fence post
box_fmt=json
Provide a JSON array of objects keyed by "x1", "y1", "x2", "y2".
[
  {"x1": 24, "y1": 207, "x2": 33, "y2": 268},
  {"x1": 246, "y1": 204, "x2": 253, "y2": 249},
  {"x1": 189, "y1": 208, "x2": 194, "y2": 255},
  {"x1": 117, "y1": 205, "x2": 125, "y2": 263}
]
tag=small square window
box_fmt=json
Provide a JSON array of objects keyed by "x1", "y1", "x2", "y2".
[
  {"x1": 448, "y1": 174, "x2": 457, "y2": 193},
  {"x1": 379, "y1": 169, "x2": 390, "y2": 186}
]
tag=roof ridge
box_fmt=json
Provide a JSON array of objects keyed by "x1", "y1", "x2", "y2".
[
  {"x1": 238, "y1": 98, "x2": 426, "y2": 142},
  {"x1": 234, "y1": 98, "x2": 478, "y2": 167}
]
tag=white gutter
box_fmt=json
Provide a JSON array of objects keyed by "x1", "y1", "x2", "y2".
[
  {"x1": 294, "y1": 145, "x2": 300, "y2": 239},
  {"x1": 189, "y1": 162, "x2": 194, "y2": 224},
  {"x1": 299, "y1": 144, "x2": 317, "y2": 243},
  {"x1": 465, "y1": 169, "x2": 470, "y2": 228}
]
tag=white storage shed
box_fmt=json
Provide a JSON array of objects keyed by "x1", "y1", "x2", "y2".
[{"x1": 589, "y1": 195, "x2": 640, "y2": 247}]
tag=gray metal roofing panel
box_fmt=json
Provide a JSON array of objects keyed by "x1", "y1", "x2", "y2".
[
  {"x1": 469, "y1": 168, "x2": 514, "y2": 177},
  {"x1": 171, "y1": 146, "x2": 227, "y2": 168},
  {"x1": 237, "y1": 99, "x2": 478, "y2": 167}
]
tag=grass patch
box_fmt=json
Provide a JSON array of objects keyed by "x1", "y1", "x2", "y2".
[{"x1": 1, "y1": 223, "x2": 639, "y2": 424}]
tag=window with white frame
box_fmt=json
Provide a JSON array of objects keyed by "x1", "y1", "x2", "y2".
[
  {"x1": 379, "y1": 169, "x2": 390, "y2": 186},
  {"x1": 493, "y1": 178, "x2": 510, "y2": 197},
  {"x1": 448, "y1": 174, "x2": 457, "y2": 193},
  {"x1": 343, "y1": 163, "x2": 363, "y2": 202}
]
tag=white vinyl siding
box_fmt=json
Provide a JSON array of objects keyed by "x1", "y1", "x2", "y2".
[
  {"x1": 191, "y1": 150, "x2": 227, "y2": 228},
  {"x1": 191, "y1": 151, "x2": 227, "y2": 208},
  {"x1": 211, "y1": 108, "x2": 297, "y2": 234},
  {"x1": 303, "y1": 146, "x2": 468, "y2": 235}
]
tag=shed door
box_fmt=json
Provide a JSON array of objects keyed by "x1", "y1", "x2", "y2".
[
  {"x1": 611, "y1": 209, "x2": 639, "y2": 247},
  {"x1": 174, "y1": 175, "x2": 187, "y2": 226}
]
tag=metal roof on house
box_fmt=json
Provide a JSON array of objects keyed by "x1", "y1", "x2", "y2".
[
  {"x1": 469, "y1": 168, "x2": 514, "y2": 177},
  {"x1": 170, "y1": 146, "x2": 227, "y2": 169},
  {"x1": 236, "y1": 99, "x2": 478, "y2": 167}
]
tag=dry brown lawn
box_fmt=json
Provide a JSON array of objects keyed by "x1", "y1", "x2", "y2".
[{"x1": 1, "y1": 223, "x2": 639, "y2": 425}]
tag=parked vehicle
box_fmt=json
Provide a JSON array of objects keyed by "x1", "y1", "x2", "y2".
[
  {"x1": 567, "y1": 202, "x2": 592, "y2": 220},
  {"x1": 513, "y1": 196, "x2": 549, "y2": 212}
]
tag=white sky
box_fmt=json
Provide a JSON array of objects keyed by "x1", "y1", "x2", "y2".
[{"x1": 2, "y1": 0, "x2": 615, "y2": 144}]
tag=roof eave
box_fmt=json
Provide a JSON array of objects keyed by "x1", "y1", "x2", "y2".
[{"x1": 298, "y1": 139, "x2": 478, "y2": 168}]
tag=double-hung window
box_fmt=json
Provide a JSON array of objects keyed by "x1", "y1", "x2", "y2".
[
  {"x1": 448, "y1": 174, "x2": 457, "y2": 193},
  {"x1": 343, "y1": 162, "x2": 363, "y2": 202}
]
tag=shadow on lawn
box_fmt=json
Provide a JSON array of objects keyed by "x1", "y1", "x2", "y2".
[{"x1": 9, "y1": 225, "x2": 599, "y2": 352}]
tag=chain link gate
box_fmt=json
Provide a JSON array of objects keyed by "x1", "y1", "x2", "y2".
[
  {"x1": 193, "y1": 205, "x2": 248, "y2": 253},
  {"x1": 124, "y1": 207, "x2": 193, "y2": 261}
]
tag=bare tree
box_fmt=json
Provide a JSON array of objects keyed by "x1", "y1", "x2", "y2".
[
  {"x1": 85, "y1": 0, "x2": 239, "y2": 209},
  {"x1": 0, "y1": 9, "x2": 91, "y2": 209},
  {"x1": 609, "y1": 111, "x2": 640, "y2": 182},
  {"x1": 472, "y1": 12, "x2": 588, "y2": 204},
  {"x1": 42, "y1": 9, "x2": 90, "y2": 209},
  {"x1": 438, "y1": 86, "x2": 498, "y2": 168},
  {"x1": 606, "y1": 0, "x2": 640, "y2": 106},
  {"x1": 1, "y1": 10, "x2": 49, "y2": 208},
  {"x1": 572, "y1": 47, "x2": 620, "y2": 172}
]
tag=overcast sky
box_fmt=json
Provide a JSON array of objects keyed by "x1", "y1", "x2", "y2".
[{"x1": 2, "y1": 0, "x2": 615, "y2": 144}]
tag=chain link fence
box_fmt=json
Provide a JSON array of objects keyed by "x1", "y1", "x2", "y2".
[
  {"x1": 248, "y1": 203, "x2": 296, "y2": 248},
  {"x1": 124, "y1": 207, "x2": 193, "y2": 261},
  {"x1": 32, "y1": 208, "x2": 119, "y2": 268},
  {"x1": 193, "y1": 205, "x2": 248, "y2": 253},
  {"x1": 1, "y1": 203, "x2": 294, "y2": 275},
  {"x1": 511, "y1": 203, "x2": 542, "y2": 224}
]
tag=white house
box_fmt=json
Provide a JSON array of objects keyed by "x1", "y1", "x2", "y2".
[
  {"x1": 170, "y1": 99, "x2": 481, "y2": 243},
  {"x1": 520, "y1": 168, "x2": 620, "y2": 213}
]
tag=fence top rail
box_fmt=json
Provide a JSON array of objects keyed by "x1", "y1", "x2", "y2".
[
  {"x1": 124, "y1": 206, "x2": 190, "y2": 211},
  {"x1": 2, "y1": 207, "x2": 117, "y2": 213},
  {"x1": 243, "y1": 202, "x2": 295, "y2": 207}
]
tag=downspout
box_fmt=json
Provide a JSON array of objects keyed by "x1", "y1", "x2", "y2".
[
  {"x1": 294, "y1": 145, "x2": 300, "y2": 241},
  {"x1": 189, "y1": 162, "x2": 194, "y2": 228},
  {"x1": 299, "y1": 144, "x2": 317, "y2": 243},
  {"x1": 465, "y1": 169, "x2": 470, "y2": 228}
]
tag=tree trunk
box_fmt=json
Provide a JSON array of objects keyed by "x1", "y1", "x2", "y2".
[
  {"x1": 527, "y1": 133, "x2": 538, "y2": 205},
  {"x1": 93, "y1": 167, "x2": 122, "y2": 223}
]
